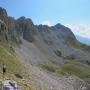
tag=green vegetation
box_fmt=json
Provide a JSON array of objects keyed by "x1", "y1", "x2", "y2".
[
  {"x1": 0, "y1": 45, "x2": 24, "y2": 75},
  {"x1": 39, "y1": 62, "x2": 57, "y2": 72},
  {"x1": 39, "y1": 60, "x2": 90, "y2": 84},
  {"x1": 61, "y1": 63, "x2": 90, "y2": 83},
  {"x1": 0, "y1": 43, "x2": 46, "y2": 90},
  {"x1": 65, "y1": 37, "x2": 90, "y2": 52}
]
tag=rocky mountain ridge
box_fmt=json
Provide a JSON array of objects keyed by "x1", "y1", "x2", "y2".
[
  {"x1": 0, "y1": 7, "x2": 90, "y2": 63},
  {"x1": 0, "y1": 7, "x2": 76, "y2": 43},
  {"x1": 1, "y1": 7, "x2": 90, "y2": 90}
]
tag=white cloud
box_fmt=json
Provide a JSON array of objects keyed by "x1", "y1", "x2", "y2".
[
  {"x1": 41, "y1": 20, "x2": 52, "y2": 26},
  {"x1": 65, "y1": 24, "x2": 90, "y2": 39}
]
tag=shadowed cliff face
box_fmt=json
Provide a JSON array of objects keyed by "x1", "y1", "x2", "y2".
[
  {"x1": 0, "y1": 7, "x2": 21, "y2": 44},
  {"x1": 0, "y1": 7, "x2": 8, "y2": 25},
  {"x1": 0, "y1": 8, "x2": 10, "y2": 43},
  {"x1": 16, "y1": 16, "x2": 37, "y2": 42}
]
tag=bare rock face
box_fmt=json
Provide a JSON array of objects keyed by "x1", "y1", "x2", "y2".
[
  {"x1": 55, "y1": 23, "x2": 76, "y2": 40},
  {"x1": 0, "y1": 8, "x2": 8, "y2": 42},
  {"x1": 16, "y1": 16, "x2": 37, "y2": 42},
  {"x1": 37, "y1": 23, "x2": 76, "y2": 45},
  {"x1": 0, "y1": 7, "x2": 21, "y2": 44},
  {"x1": 8, "y1": 16, "x2": 22, "y2": 44},
  {"x1": 0, "y1": 7, "x2": 37, "y2": 44},
  {"x1": 0, "y1": 7, "x2": 8, "y2": 24}
]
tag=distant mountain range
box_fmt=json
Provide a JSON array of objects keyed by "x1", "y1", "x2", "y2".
[{"x1": 76, "y1": 35, "x2": 90, "y2": 46}]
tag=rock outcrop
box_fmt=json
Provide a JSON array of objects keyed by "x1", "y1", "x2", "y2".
[
  {"x1": 0, "y1": 7, "x2": 21, "y2": 44},
  {"x1": 16, "y1": 16, "x2": 37, "y2": 42}
]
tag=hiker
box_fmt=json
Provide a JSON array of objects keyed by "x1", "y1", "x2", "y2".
[{"x1": 2, "y1": 64, "x2": 6, "y2": 79}]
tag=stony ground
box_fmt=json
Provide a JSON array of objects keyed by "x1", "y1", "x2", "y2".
[{"x1": 15, "y1": 39, "x2": 88, "y2": 90}]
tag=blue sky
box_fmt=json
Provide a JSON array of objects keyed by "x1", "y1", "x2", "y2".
[
  {"x1": 0, "y1": 0, "x2": 90, "y2": 39},
  {"x1": 0, "y1": 0, "x2": 90, "y2": 24}
]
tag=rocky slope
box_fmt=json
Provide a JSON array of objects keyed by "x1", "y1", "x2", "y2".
[
  {"x1": 0, "y1": 7, "x2": 90, "y2": 90},
  {"x1": 15, "y1": 38, "x2": 90, "y2": 90}
]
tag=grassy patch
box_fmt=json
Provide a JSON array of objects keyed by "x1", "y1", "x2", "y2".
[
  {"x1": 65, "y1": 37, "x2": 90, "y2": 52},
  {"x1": 0, "y1": 45, "x2": 25, "y2": 75},
  {"x1": 39, "y1": 60, "x2": 90, "y2": 84},
  {"x1": 39, "y1": 62, "x2": 57, "y2": 72},
  {"x1": 0, "y1": 44, "x2": 46, "y2": 90},
  {"x1": 61, "y1": 62, "x2": 90, "y2": 83}
]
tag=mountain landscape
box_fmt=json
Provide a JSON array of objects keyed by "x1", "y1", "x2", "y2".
[{"x1": 0, "y1": 7, "x2": 90, "y2": 90}]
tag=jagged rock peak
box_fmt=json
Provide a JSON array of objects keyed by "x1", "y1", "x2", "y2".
[
  {"x1": 0, "y1": 7, "x2": 7, "y2": 16},
  {"x1": 55, "y1": 23, "x2": 69, "y2": 30},
  {"x1": 55, "y1": 23, "x2": 63, "y2": 28},
  {"x1": 17, "y1": 16, "x2": 34, "y2": 25}
]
